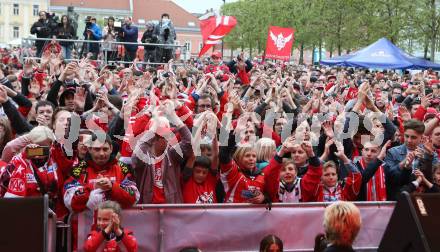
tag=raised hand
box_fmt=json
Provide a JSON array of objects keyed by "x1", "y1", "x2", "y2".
[
  {"x1": 0, "y1": 86, "x2": 8, "y2": 104},
  {"x1": 423, "y1": 139, "x2": 435, "y2": 156},
  {"x1": 322, "y1": 120, "x2": 334, "y2": 138},
  {"x1": 404, "y1": 151, "x2": 416, "y2": 168},
  {"x1": 74, "y1": 86, "x2": 87, "y2": 111},
  {"x1": 324, "y1": 138, "x2": 335, "y2": 152},
  {"x1": 301, "y1": 141, "x2": 315, "y2": 158},
  {"x1": 421, "y1": 93, "x2": 433, "y2": 108},
  {"x1": 334, "y1": 140, "x2": 350, "y2": 163},
  {"x1": 112, "y1": 213, "x2": 123, "y2": 236},
  {"x1": 414, "y1": 169, "x2": 424, "y2": 184},
  {"x1": 378, "y1": 140, "x2": 391, "y2": 160}
]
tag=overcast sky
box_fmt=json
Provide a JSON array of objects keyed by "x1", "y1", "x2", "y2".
[{"x1": 172, "y1": 0, "x2": 238, "y2": 14}]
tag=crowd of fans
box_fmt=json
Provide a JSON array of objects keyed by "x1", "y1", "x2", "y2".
[{"x1": 2, "y1": 17, "x2": 440, "y2": 249}]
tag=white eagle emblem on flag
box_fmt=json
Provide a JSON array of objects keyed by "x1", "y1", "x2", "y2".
[{"x1": 270, "y1": 31, "x2": 293, "y2": 51}]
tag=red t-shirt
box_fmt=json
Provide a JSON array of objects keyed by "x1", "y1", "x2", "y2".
[
  {"x1": 152, "y1": 161, "x2": 166, "y2": 204},
  {"x1": 183, "y1": 174, "x2": 218, "y2": 204}
]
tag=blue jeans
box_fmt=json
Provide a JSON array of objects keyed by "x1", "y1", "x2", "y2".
[{"x1": 61, "y1": 45, "x2": 72, "y2": 60}]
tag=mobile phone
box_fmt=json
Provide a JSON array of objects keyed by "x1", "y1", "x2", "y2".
[
  {"x1": 241, "y1": 190, "x2": 256, "y2": 199},
  {"x1": 26, "y1": 146, "x2": 50, "y2": 157},
  {"x1": 426, "y1": 88, "x2": 433, "y2": 95}
]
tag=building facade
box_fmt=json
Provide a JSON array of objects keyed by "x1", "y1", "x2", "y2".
[{"x1": 0, "y1": 0, "x2": 49, "y2": 45}]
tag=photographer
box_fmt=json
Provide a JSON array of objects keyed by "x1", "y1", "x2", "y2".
[
  {"x1": 141, "y1": 22, "x2": 158, "y2": 63},
  {"x1": 82, "y1": 16, "x2": 102, "y2": 60},
  {"x1": 120, "y1": 17, "x2": 138, "y2": 63},
  {"x1": 3, "y1": 126, "x2": 59, "y2": 206},
  {"x1": 102, "y1": 17, "x2": 118, "y2": 62},
  {"x1": 30, "y1": 11, "x2": 57, "y2": 57},
  {"x1": 56, "y1": 15, "x2": 76, "y2": 60},
  {"x1": 156, "y1": 13, "x2": 176, "y2": 63}
]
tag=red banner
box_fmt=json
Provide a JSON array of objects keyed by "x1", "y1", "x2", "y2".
[
  {"x1": 199, "y1": 15, "x2": 237, "y2": 57},
  {"x1": 264, "y1": 26, "x2": 295, "y2": 61}
]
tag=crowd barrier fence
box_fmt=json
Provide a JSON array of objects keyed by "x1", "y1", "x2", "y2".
[{"x1": 76, "y1": 202, "x2": 395, "y2": 252}]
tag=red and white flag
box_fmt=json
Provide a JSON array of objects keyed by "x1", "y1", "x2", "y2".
[
  {"x1": 199, "y1": 15, "x2": 237, "y2": 57},
  {"x1": 264, "y1": 26, "x2": 295, "y2": 61}
]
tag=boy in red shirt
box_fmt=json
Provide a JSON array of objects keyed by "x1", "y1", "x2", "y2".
[
  {"x1": 84, "y1": 201, "x2": 137, "y2": 252},
  {"x1": 183, "y1": 156, "x2": 218, "y2": 203}
]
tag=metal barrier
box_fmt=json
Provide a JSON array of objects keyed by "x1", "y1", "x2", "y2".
[
  {"x1": 76, "y1": 202, "x2": 395, "y2": 252},
  {"x1": 21, "y1": 56, "x2": 186, "y2": 67},
  {"x1": 21, "y1": 37, "x2": 187, "y2": 65}
]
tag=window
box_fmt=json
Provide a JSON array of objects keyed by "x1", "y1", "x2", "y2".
[
  {"x1": 184, "y1": 41, "x2": 191, "y2": 52},
  {"x1": 13, "y1": 26, "x2": 19, "y2": 38},
  {"x1": 33, "y1": 5, "x2": 39, "y2": 16},
  {"x1": 13, "y1": 3, "x2": 19, "y2": 15}
]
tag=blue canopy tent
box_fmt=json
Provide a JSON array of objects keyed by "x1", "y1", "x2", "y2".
[{"x1": 320, "y1": 38, "x2": 440, "y2": 70}]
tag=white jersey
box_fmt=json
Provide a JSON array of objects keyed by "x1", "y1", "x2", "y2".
[{"x1": 278, "y1": 178, "x2": 302, "y2": 203}]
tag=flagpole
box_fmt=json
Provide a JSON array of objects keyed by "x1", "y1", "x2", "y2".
[{"x1": 221, "y1": 0, "x2": 226, "y2": 57}]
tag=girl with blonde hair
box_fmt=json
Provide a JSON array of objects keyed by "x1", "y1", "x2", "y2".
[{"x1": 255, "y1": 138, "x2": 276, "y2": 171}]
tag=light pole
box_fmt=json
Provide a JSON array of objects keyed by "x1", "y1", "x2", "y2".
[{"x1": 221, "y1": 0, "x2": 225, "y2": 57}]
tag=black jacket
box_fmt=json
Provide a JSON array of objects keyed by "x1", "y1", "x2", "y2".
[
  {"x1": 30, "y1": 19, "x2": 55, "y2": 48},
  {"x1": 56, "y1": 24, "x2": 76, "y2": 47},
  {"x1": 141, "y1": 29, "x2": 158, "y2": 51}
]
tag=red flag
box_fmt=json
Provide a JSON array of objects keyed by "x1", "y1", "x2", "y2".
[
  {"x1": 264, "y1": 26, "x2": 295, "y2": 61},
  {"x1": 199, "y1": 15, "x2": 237, "y2": 57}
]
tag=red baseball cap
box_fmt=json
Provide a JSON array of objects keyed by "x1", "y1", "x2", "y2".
[{"x1": 211, "y1": 51, "x2": 222, "y2": 59}]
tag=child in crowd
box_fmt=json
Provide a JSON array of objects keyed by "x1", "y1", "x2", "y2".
[
  {"x1": 84, "y1": 201, "x2": 137, "y2": 252},
  {"x1": 259, "y1": 234, "x2": 283, "y2": 252},
  {"x1": 278, "y1": 156, "x2": 322, "y2": 202},
  {"x1": 316, "y1": 143, "x2": 362, "y2": 201},
  {"x1": 183, "y1": 156, "x2": 218, "y2": 203}
]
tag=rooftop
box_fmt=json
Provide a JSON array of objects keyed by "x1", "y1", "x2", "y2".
[
  {"x1": 50, "y1": 0, "x2": 131, "y2": 10},
  {"x1": 133, "y1": 0, "x2": 200, "y2": 29}
]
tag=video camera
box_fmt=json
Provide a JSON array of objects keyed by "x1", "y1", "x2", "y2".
[{"x1": 113, "y1": 18, "x2": 124, "y2": 34}]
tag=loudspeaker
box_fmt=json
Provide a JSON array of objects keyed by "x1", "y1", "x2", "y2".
[
  {"x1": 0, "y1": 196, "x2": 56, "y2": 252},
  {"x1": 378, "y1": 192, "x2": 440, "y2": 252}
]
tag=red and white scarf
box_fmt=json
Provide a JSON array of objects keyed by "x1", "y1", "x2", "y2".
[{"x1": 360, "y1": 158, "x2": 387, "y2": 201}]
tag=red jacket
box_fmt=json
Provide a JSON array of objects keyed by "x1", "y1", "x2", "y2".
[
  {"x1": 237, "y1": 68, "x2": 250, "y2": 85},
  {"x1": 63, "y1": 159, "x2": 139, "y2": 212},
  {"x1": 4, "y1": 152, "x2": 59, "y2": 206},
  {"x1": 220, "y1": 155, "x2": 282, "y2": 203},
  {"x1": 84, "y1": 229, "x2": 137, "y2": 252}
]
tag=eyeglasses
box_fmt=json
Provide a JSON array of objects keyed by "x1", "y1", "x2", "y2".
[{"x1": 198, "y1": 104, "x2": 212, "y2": 109}]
